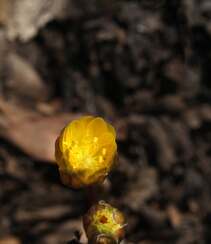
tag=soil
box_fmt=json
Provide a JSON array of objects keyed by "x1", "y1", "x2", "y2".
[{"x1": 1, "y1": 0, "x2": 211, "y2": 243}]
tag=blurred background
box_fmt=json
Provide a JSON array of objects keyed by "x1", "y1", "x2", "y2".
[{"x1": 0, "y1": 0, "x2": 211, "y2": 243}]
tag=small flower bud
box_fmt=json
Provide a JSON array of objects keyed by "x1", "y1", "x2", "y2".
[
  {"x1": 83, "y1": 201, "x2": 126, "y2": 244},
  {"x1": 55, "y1": 116, "x2": 117, "y2": 188}
]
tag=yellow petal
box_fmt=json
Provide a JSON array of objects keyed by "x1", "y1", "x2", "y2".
[
  {"x1": 68, "y1": 119, "x2": 85, "y2": 142},
  {"x1": 60, "y1": 124, "x2": 72, "y2": 152},
  {"x1": 98, "y1": 132, "x2": 116, "y2": 147},
  {"x1": 107, "y1": 124, "x2": 116, "y2": 138},
  {"x1": 87, "y1": 117, "x2": 108, "y2": 138},
  {"x1": 78, "y1": 115, "x2": 94, "y2": 129},
  {"x1": 69, "y1": 116, "x2": 94, "y2": 141},
  {"x1": 86, "y1": 132, "x2": 115, "y2": 157}
]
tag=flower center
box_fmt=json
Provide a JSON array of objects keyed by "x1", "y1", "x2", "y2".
[{"x1": 67, "y1": 136, "x2": 108, "y2": 172}]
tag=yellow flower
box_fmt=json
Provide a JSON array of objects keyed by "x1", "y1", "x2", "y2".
[
  {"x1": 83, "y1": 201, "x2": 126, "y2": 243},
  {"x1": 55, "y1": 116, "x2": 117, "y2": 188}
]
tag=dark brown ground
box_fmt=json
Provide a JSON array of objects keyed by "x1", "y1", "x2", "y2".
[{"x1": 1, "y1": 0, "x2": 211, "y2": 243}]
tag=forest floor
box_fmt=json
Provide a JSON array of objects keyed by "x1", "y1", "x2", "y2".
[{"x1": 1, "y1": 1, "x2": 211, "y2": 243}]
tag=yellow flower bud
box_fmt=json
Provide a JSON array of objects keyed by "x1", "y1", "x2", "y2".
[
  {"x1": 55, "y1": 116, "x2": 117, "y2": 188},
  {"x1": 83, "y1": 201, "x2": 126, "y2": 244}
]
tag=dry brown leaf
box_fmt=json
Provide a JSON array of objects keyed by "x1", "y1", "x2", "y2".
[
  {"x1": 0, "y1": 99, "x2": 125, "y2": 162},
  {"x1": 0, "y1": 236, "x2": 20, "y2": 244},
  {"x1": 0, "y1": 99, "x2": 80, "y2": 162},
  {"x1": 0, "y1": 0, "x2": 71, "y2": 41},
  {"x1": 5, "y1": 53, "x2": 49, "y2": 101}
]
